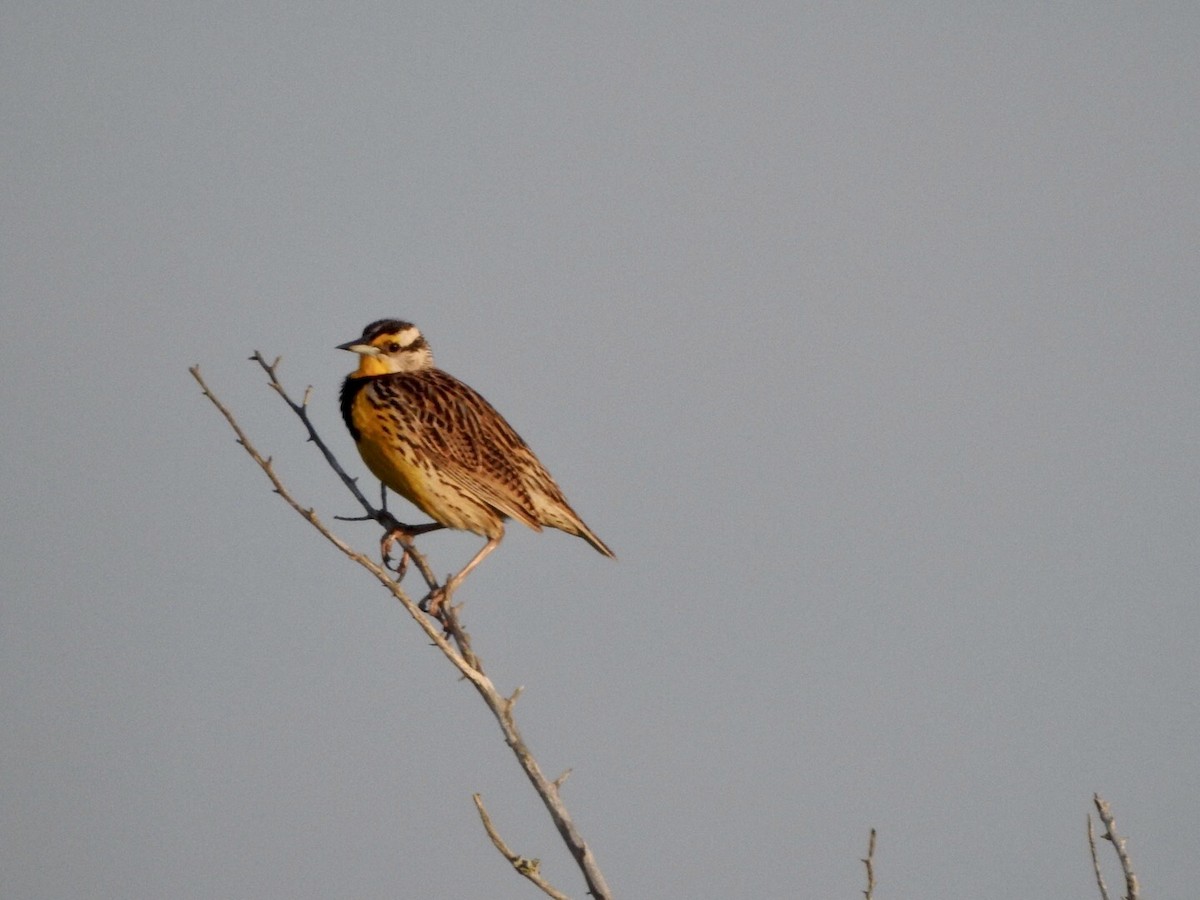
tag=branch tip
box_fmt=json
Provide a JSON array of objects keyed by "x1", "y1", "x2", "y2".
[{"x1": 1092, "y1": 794, "x2": 1138, "y2": 900}]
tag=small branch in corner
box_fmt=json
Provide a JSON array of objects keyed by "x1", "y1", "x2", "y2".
[
  {"x1": 1091, "y1": 794, "x2": 1138, "y2": 900},
  {"x1": 861, "y1": 828, "x2": 876, "y2": 900},
  {"x1": 473, "y1": 794, "x2": 571, "y2": 900},
  {"x1": 1088, "y1": 813, "x2": 1111, "y2": 900}
]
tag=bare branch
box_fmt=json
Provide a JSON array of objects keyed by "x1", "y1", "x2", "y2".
[
  {"x1": 437, "y1": 602, "x2": 481, "y2": 673},
  {"x1": 1088, "y1": 814, "x2": 1111, "y2": 900},
  {"x1": 1093, "y1": 794, "x2": 1139, "y2": 900},
  {"x1": 473, "y1": 794, "x2": 571, "y2": 900},
  {"x1": 861, "y1": 828, "x2": 876, "y2": 900},
  {"x1": 247, "y1": 353, "x2": 433, "y2": 589},
  {"x1": 189, "y1": 362, "x2": 612, "y2": 900},
  {"x1": 245, "y1": 353, "x2": 446, "y2": 600},
  {"x1": 248, "y1": 352, "x2": 375, "y2": 515},
  {"x1": 189, "y1": 366, "x2": 471, "y2": 674}
]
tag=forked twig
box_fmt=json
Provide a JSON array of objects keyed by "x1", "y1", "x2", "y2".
[
  {"x1": 249, "y1": 352, "x2": 444, "y2": 594},
  {"x1": 189, "y1": 364, "x2": 461, "y2": 663},
  {"x1": 1091, "y1": 794, "x2": 1139, "y2": 900},
  {"x1": 474, "y1": 794, "x2": 571, "y2": 900},
  {"x1": 189, "y1": 360, "x2": 610, "y2": 900}
]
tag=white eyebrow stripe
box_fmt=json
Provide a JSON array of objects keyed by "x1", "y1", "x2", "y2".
[{"x1": 394, "y1": 326, "x2": 423, "y2": 348}]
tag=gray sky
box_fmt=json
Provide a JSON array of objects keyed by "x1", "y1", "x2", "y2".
[{"x1": 5, "y1": 4, "x2": 1199, "y2": 898}]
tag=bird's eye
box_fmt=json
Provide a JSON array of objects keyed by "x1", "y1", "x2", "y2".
[{"x1": 387, "y1": 342, "x2": 401, "y2": 353}]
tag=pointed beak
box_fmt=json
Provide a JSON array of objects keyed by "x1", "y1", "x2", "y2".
[{"x1": 336, "y1": 340, "x2": 379, "y2": 355}]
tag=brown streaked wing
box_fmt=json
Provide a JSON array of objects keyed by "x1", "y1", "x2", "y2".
[
  {"x1": 426, "y1": 372, "x2": 578, "y2": 510},
  {"x1": 381, "y1": 371, "x2": 547, "y2": 529}
]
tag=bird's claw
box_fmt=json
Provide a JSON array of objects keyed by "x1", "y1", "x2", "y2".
[
  {"x1": 380, "y1": 529, "x2": 411, "y2": 579},
  {"x1": 419, "y1": 578, "x2": 457, "y2": 616}
]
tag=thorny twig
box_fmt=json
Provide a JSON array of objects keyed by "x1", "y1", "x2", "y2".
[
  {"x1": 246, "y1": 353, "x2": 477, "y2": 663},
  {"x1": 250, "y1": 352, "x2": 447, "y2": 589},
  {"x1": 190, "y1": 359, "x2": 611, "y2": 899},
  {"x1": 862, "y1": 829, "x2": 876, "y2": 900}
]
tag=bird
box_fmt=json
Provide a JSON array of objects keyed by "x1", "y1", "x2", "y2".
[{"x1": 338, "y1": 319, "x2": 614, "y2": 608}]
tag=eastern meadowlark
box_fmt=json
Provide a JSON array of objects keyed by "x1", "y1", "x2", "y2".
[{"x1": 338, "y1": 319, "x2": 614, "y2": 605}]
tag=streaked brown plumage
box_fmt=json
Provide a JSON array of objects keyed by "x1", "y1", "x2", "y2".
[{"x1": 338, "y1": 319, "x2": 613, "y2": 601}]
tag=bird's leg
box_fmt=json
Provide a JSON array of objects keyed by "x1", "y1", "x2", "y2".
[{"x1": 421, "y1": 531, "x2": 503, "y2": 615}]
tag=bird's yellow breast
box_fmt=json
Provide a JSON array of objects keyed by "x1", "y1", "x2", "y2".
[
  {"x1": 349, "y1": 392, "x2": 436, "y2": 512},
  {"x1": 347, "y1": 386, "x2": 500, "y2": 536}
]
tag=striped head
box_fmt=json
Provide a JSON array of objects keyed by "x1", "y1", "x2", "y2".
[{"x1": 337, "y1": 320, "x2": 434, "y2": 376}]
